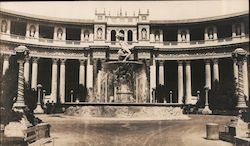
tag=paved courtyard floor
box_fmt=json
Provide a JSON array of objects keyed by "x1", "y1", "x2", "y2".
[{"x1": 37, "y1": 114, "x2": 234, "y2": 146}]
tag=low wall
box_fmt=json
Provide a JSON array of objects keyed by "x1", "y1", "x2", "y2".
[{"x1": 64, "y1": 105, "x2": 190, "y2": 120}]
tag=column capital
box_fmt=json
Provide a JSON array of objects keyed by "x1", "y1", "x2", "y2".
[
  {"x1": 177, "y1": 60, "x2": 183, "y2": 65},
  {"x1": 204, "y1": 59, "x2": 211, "y2": 64},
  {"x1": 32, "y1": 57, "x2": 39, "y2": 63},
  {"x1": 185, "y1": 60, "x2": 191, "y2": 64},
  {"x1": 212, "y1": 58, "x2": 219, "y2": 64},
  {"x1": 79, "y1": 59, "x2": 86, "y2": 65},
  {"x1": 158, "y1": 60, "x2": 165, "y2": 66},
  {"x1": 3, "y1": 54, "x2": 10, "y2": 61},
  {"x1": 60, "y1": 59, "x2": 66, "y2": 64},
  {"x1": 24, "y1": 57, "x2": 30, "y2": 63},
  {"x1": 52, "y1": 58, "x2": 59, "y2": 64}
]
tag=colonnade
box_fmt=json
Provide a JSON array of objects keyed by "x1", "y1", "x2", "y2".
[{"x1": 1, "y1": 54, "x2": 249, "y2": 104}]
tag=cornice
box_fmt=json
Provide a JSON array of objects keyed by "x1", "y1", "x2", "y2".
[{"x1": 0, "y1": 8, "x2": 248, "y2": 26}]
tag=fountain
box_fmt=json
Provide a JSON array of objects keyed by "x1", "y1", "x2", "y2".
[{"x1": 64, "y1": 33, "x2": 188, "y2": 120}]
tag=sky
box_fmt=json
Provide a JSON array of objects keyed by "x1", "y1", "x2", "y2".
[{"x1": 0, "y1": 1, "x2": 248, "y2": 20}]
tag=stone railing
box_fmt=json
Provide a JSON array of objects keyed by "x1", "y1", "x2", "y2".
[{"x1": 0, "y1": 32, "x2": 249, "y2": 49}]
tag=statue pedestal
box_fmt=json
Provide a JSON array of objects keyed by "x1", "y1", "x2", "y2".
[
  {"x1": 202, "y1": 106, "x2": 212, "y2": 115},
  {"x1": 4, "y1": 117, "x2": 32, "y2": 138},
  {"x1": 34, "y1": 104, "x2": 44, "y2": 114}
]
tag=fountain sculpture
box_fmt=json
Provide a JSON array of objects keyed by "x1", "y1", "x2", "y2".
[{"x1": 100, "y1": 33, "x2": 147, "y2": 103}]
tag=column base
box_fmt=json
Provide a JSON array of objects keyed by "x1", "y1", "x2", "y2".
[
  {"x1": 202, "y1": 106, "x2": 212, "y2": 115},
  {"x1": 34, "y1": 104, "x2": 44, "y2": 114},
  {"x1": 4, "y1": 116, "x2": 32, "y2": 137},
  {"x1": 13, "y1": 101, "x2": 26, "y2": 110}
]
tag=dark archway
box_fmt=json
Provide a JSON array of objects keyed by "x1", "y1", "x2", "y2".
[
  {"x1": 128, "y1": 30, "x2": 133, "y2": 42},
  {"x1": 111, "y1": 30, "x2": 116, "y2": 42}
]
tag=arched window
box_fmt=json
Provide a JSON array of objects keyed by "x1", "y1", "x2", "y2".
[
  {"x1": 155, "y1": 30, "x2": 160, "y2": 41},
  {"x1": 1, "y1": 20, "x2": 7, "y2": 33},
  {"x1": 97, "y1": 28, "x2": 103, "y2": 40},
  {"x1": 236, "y1": 24, "x2": 241, "y2": 36},
  {"x1": 128, "y1": 30, "x2": 133, "y2": 42},
  {"x1": 181, "y1": 31, "x2": 186, "y2": 42},
  {"x1": 57, "y1": 28, "x2": 63, "y2": 40},
  {"x1": 141, "y1": 28, "x2": 147, "y2": 40},
  {"x1": 29, "y1": 25, "x2": 36, "y2": 37},
  {"x1": 208, "y1": 28, "x2": 214, "y2": 40},
  {"x1": 119, "y1": 30, "x2": 124, "y2": 41},
  {"x1": 111, "y1": 30, "x2": 116, "y2": 41},
  {"x1": 84, "y1": 30, "x2": 90, "y2": 41}
]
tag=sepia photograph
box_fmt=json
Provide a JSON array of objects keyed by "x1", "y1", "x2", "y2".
[{"x1": 0, "y1": 0, "x2": 249, "y2": 146}]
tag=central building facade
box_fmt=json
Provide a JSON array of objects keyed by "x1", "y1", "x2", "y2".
[{"x1": 0, "y1": 9, "x2": 249, "y2": 105}]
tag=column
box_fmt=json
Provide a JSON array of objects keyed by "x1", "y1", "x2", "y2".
[
  {"x1": 106, "y1": 29, "x2": 111, "y2": 42},
  {"x1": 177, "y1": 30, "x2": 181, "y2": 42},
  {"x1": 86, "y1": 55, "x2": 93, "y2": 89},
  {"x1": 178, "y1": 60, "x2": 184, "y2": 104},
  {"x1": 213, "y1": 26, "x2": 218, "y2": 40},
  {"x1": 204, "y1": 28, "x2": 209, "y2": 40},
  {"x1": 241, "y1": 23, "x2": 245, "y2": 36},
  {"x1": 159, "y1": 30, "x2": 163, "y2": 42},
  {"x1": 80, "y1": 29, "x2": 84, "y2": 41},
  {"x1": 53, "y1": 27, "x2": 58, "y2": 40},
  {"x1": 212, "y1": 59, "x2": 219, "y2": 82},
  {"x1": 79, "y1": 60, "x2": 86, "y2": 86},
  {"x1": 233, "y1": 59, "x2": 238, "y2": 83},
  {"x1": 25, "y1": 24, "x2": 30, "y2": 37},
  {"x1": 31, "y1": 57, "x2": 39, "y2": 89},
  {"x1": 186, "y1": 29, "x2": 190, "y2": 42},
  {"x1": 185, "y1": 60, "x2": 192, "y2": 104},
  {"x1": 51, "y1": 58, "x2": 58, "y2": 102},
  {"x1": 133, "y1": 30, "x2": 137, "y2": 42},
  {"x1": 2, "y1": 55, "x2": 10, "y2": 75},
  {"x1": 24, "y1": 57, "x2": 30, "y2": 83},
  {"x1": 124, "y1": 30, "x2": 128, "y2": 42},
  {"x1": 158, "y1": 60, "x2": 165, "y2": 85},
  {"x1": 242, "y1": 59, "x2": 249, "y2": 98},
  {"x1": 150, "y1": 56, "x2": 156, "y2": 103},
  {"x1": 205, "y1": 60, "x2": 211, "y2": 89},
  {"x1": 59, "y1": 59, "x2": 66, "y2": 103},
  {"x1": 232, "y1": 24, "x2": 236, "y2": 37},
  {"x1": 34, "y1": 24, "x2": 39, "y2": 38}
]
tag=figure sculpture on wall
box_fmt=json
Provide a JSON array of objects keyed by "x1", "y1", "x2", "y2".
[
  {"x1": 181, "y1": 31, "x2": 186, "y2": 42},
  {"x1": 141, "y1": 28, "x2": 147, "y2": 40},
  {"x1": 116, "y1": 32, "x2": 132, "y2": 62},
  {"x1": 97, "y1": 28, "x2": 103, "y2": 40},
  {"x1": 1, "y1": 20, "x2": 7, "y2": 33},
  {"x1": 57, "y1": 28, "x2": 63, "y2": 40},
  {"x1": 29, "y1": 25, "x2": 36, "y2": 37},
  {"x1": 208, "y1": 28, "x2": 214, "y2": 40}
]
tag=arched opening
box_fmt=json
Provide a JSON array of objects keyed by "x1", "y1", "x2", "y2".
[
  {"x1": 127, "y1": 30, "x2": 133, "y2": 42},
  {"x1": 111, "y1": 30, "x2": 116, "y2": 41},
  {"x1": 155, "y1": 30, "x2": 160, "y2": 41},
  {"x1": 84, "y1": 30, "x2": 90, "y2": 41}
]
